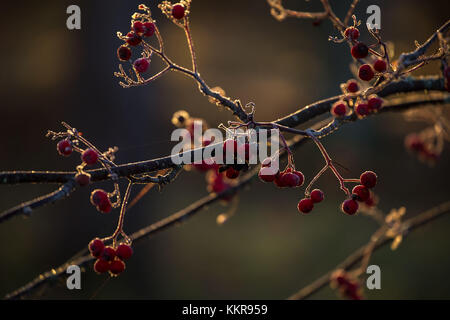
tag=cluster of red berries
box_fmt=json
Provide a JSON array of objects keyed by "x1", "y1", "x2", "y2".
[
  {"x1": 358, "y1": 59, "x2": 387, "y2": 82},
  {"x1": 341, "y1": 171, "x2": 377, "y2": 215},
  {"x1": 90, "y1": 189, "x2": 112, "y2": 213},
  {"x1": 331, "y1": 94, "x2": 383, "y2": 118},
  {"x1": 404, "y1": 133, "x2": 439, "y2": 163},
  {"x1": 298, "y1": 189, "x2": 324, "y2": 214},
  {"x1": 331, "y1": 269, "x2": 363, "y2": 300},
  {"x1": 89, "y1": 238, "x2": 133, "y2": 276},
  {"x1": 258, "y1": 158, "x2": 305, "y2": 188}
]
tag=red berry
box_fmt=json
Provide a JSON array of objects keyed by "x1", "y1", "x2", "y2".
[
  {"x1": 94, "y1": 259, "x2": 110, "y2": 274},
  {"x1": 109, "y1": 260, "x2": 126, "y2": 275},
  {"x1": 341, "y1": 199, "x2": 359, "y2": 215},
  {"x1": 117, "y1": 45, "x2": 132, "y2": 61},
  {"x1": 223, "y1": 139, "x2": 237, "y2": 161},
  {"x1": 172, "y1": 4, "x2": 185, "y2": 19},
  {"x1": 373, "y1": 59, "x2": 387, "y2": 72},
  {"x1": 100, "y1": 246, "x2": 116, "y2": 262},
  {"x1": 298, "y1": 198, "x2": 314, "y2": 214},
  {"x1": 132, "y1": 21, "x2": 146, "y2": 35},
  {"x1": 344, "y1": 27, "x2": 360, "y2": 40},
  {"x1": 81, "y1": 148, "x2": 99, "y2": 166},
  {"x1": 225, "y1": 167, "x2": 240, "y2": 179},
  {"x1": 358, "y1": 64, "x2": 374, "y2": 81},
  {"x1": 97, "y1": 200, "x2": 112, "y2": 213},
  {"x1": 90, "y1": 189, "x2": 112, "y2": 213},
  {"x1": 331, "y1": 101, "x2": 347, "y2": 117},
  {"x1": 293, "y1": 170, "x2": 305, "y2": 187},
  {"x1": 75, "y1": 172, "x2": 91, "y2": 186},
  {"x1": 280, "y1": 172, "x2": 300, "y2": 188},
  {"x1": 310, "y1": 189, "x2": 324, "y2": 203},
  {"x1": 352, "y1": 185, "x2": 370, "y2": 201},
  {"x1": 273, "y1": 173, "x2": 288, "y2": 188},
  {"x1": 355, "y1": 102, "x2": 369, "y2": 116},
  {"x1": 351, "y1": 42, "x2": 369, "y2": 59},
  {"x1": 126, "y1": 31, "x2": 142, "y2": 46},
  {"x1": 89, "y1": 238, "x2": 105, "y2": 258},
  {"x1": 116, "y1": 244, "x2": 133, "y2": 260},
  {"x1": 134, "y1": 58, "x2": 150, "y2": 73},
  {"x1": 360, "y1": 171, "x2": 377, "y2": 188},
  {"x1": 346, "y1": 79, "x2": 359, "y2": 93},
  {"x1": 258, "y1": 166, "x2": 278, "y2": 183},
  {"x1": 367, "y1": 95, "x2": 383, "y2": 111},
  {"x1": 143, "y1": 22, "x2": 156, "y2": 37},
  {"x1": 57, "y1": 140, "x2": 73, "y2": 156}
]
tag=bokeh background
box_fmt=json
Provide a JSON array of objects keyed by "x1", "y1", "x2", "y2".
[{"x1": 1, "y1": 0, "x2": 449, "y2": 299}]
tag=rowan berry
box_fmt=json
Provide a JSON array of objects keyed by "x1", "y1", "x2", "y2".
[
  {"x1": 352, "y1": 185, "x2": 370, "y2": 201},
  {"x1": 109, "y1": 260, "x2": 126, "y2": 275},
  {"x1": 100, "y1": 246, "x2": 116, "y2": 262},
  {"x1": 75, "y1": 172, "x2": 91, "y2": 186},
  {"x1": 344, "y1": 27, "x2": 360, "y2": 40},
  {"x1": 116, "y1": 244, "x2": 133, "y2": 261},
  {"x1": 143, "y1": 22, "x2": 156, "y2": 37},
  {"x1": 280, "y1": 172, "x2": 300, "y2": 188},
  {"x1": 331, "y1": 100, "x2": 347, "y2": 117},
  {"x1": 258, "y1": 166, "x2": 278, "y2": 182},
  {"x1": 89, "y1": 238, "x2": 105, "y2": 258},
  {"x1": 310, "y1": 189, "x2": 324, "y2": 203},
  {"x1": 367, "y1": 95, "x2": 383, "y2": 111},
  {"x1": 117, "y1": 45, "x2": 132, "y2": 61},
  {"x1": 132, "y1": 21, "x2": 146, "y2": 35},
  {"x1": 360, "y1": 171, "x2": 377, "y2": 188},
  {"x1": 341, "y1": 199, "x2": 359, "y2": 215},
  {"x1": 273, "y1": 173, "x2": 288, "y2": 188},
  {"x1": 346, "y1": 79, "x2": 359, "y2": 93},
  {"x1": 373, "y1": 59, "x2": 387, "y2": 72},
  {"x1": 358, "y1": 64, "x2": 374, "y2": 81},
  {"x1": 172, "y1": 4, "x2": 185, "y2": 19},
  {"x1": 298, "y1": 198, "x2": 314, "y2": 214},
  {"x1": 293, "y1": 170, "x2": 305, "y2": 187},
  {"x1": 126, "y1": 31, "x2": 142, "y2": 46},
  {"x1": 355, "y1": 102, "x2": 369, "y2": 116},
  {"x1": 57, "y1": 139, "x2": 73, "y2": 156},
  {"x1": 94, "y1": 259, "x2": 110, "y2": 274},
  {"x1": 81, "y1": 148, "x2": 99, "y2": 166},
  {"x1": 134, "y1": 58, "x2": 150, "y2": 73},
  {"x1": 90, "y1": 189, "x2": 112, "y2": 213},
  {"x1": 225, "y1": 167, "x2": 240, "y2": 179},
  {"x1": 351, "y1": 42, "x2": 369, "y2": 59}
]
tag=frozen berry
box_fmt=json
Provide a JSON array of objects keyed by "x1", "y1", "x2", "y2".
[
  {"x1": 293, "y1": 170, "x2": 305, "y2": 187},
  {"x1": 90, "y1": 189, "x2": 112, "y2": 213},
  {"x1": 273, "y1": 173, "x2": 288, "y2": 188},
  {"x1": 341, "y1": 199, "x2": 359, "y2": 215},
  {"x1": 344, "y1": 27, "x2": 360, "y2": 40},
  {"x1": 81, "y1": 148, "x2": 99, "y2": 166},
  {"x1": 373, "y1": 59, "x2": 387, "y2": 72},
  {"x1": 225, "y1": 167, "x2": 240, "y2": 179},
  {"x1": 358, "y1": 64, "x2": 374, "y2": 81},
  {"x1": 89, "y1": 238, "x2": 105, "y2": 258},
  {"x1": 134, "y1": 58, "x2": 150, "y2": 73},
  {"x1": 258, "y1": 166, "x2": 278, "y2": 183},
  {"x1": 100, "y1": 246, "x2": 116, "y2": 262},
  {"x1": 172, "y1": 4, "x2": 185, "y2": 19},
  {"x1": 126, "y1": 31, "x2": 142, "y2": 46},
  {"x1": 368, "y1": 95, "x2": 383, "y2": 111},
  {"x1": 116, "y1": 244, "x2": 133, "y2": 260},
  {"x1": 94, "y1": 259, "x2": 110, "y2": 274},
  {"x1": 360, "y1": 171, "x2": 377, "y2": 188},
  {"x1": 331, "y1": 101, "x2": 347, "y2": 117},
  {"x1": 109, "y1": 260, "x2": 126, "y2": 275},
  {"x1": 75, "y1": 172, "x2": 91, "y2": 186},
  {"x1": 281, "y1": 172, "x2": 300, "y2": 188},
  {"x1": 351, "y1": 42, "x2": 369, "y2": 59},
  {"x1": 57, "y1": 140, "x2": 73, "y2": 156},
  {"x1": 143, "y1": 22, "x2": 156, "y2": 37},
  {"x1": 132, "y1": 21, "x2": 146, "y2": 35},
  {"x1": 117, "y1": 45, "x2": 132, "y2": 61},
  {"x1": 298, "y1": 198, "x2": 314, "y2": 214},
  {"x1": 352, "y1": 185, "x2": 370, "y2": 201},
  {"x1": 355, "y1": 102, "x2": 369, "y2": 116},
  {"x1": 310, "y1": 189, "x2": 324, "y2": 203},
  {"x1": 346, "y1": 79, "x2": 359, "y2": 93}
]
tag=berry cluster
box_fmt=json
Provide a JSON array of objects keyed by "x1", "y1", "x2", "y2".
[
  {"x1": 89, "y1": 238, "x2": 133, "y2": 276},
  {"x1": 341, "y1": 171, "x2": 377, "y2": 215},
  {"x1": 258, "y1": 158, "x2": 305, "y2": 188},
  {"x1": 330, "y1": 269, "x2": 363, "y2": 300},
  {"x1": 298, "y1": 189, "x2": 324, "y2": 214},
  {"x1": 331, "y1": 94, "x2": 384, "y2": 119}
]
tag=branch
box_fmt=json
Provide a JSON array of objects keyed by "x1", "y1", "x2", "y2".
[{"x1": 287, "y1": 200, "x2": 450, "y2": 300}]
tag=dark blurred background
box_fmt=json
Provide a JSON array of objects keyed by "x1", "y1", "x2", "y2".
[{"x1": 1, "y1": 0, "x2": 449, "y2": 299}]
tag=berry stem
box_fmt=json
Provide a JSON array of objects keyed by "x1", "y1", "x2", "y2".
[{"x1": 183, "y1": 18, "x2": 198, "y2": 73}]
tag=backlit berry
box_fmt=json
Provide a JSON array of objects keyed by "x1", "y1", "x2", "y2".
[
  {"x1": 225, "y1": 167, "x2": 240, "y2": 179},
  {"x1": 109, "y1": 260, "x2": 126, "y2": 275},
  {"x1": 89, "y1": 238, "x2": 105, "y2": 258},
  {"x1": 100, "y1": 246, "x2": 116, "y2": 262},
  {"x1": 310, "y1": 189, "x2": 324, "y2": 203},
  {"x1": 352, "y1": 185, "x2": 370, "y2": 201},
  {"x1": 373, "y1": 59, "x2": 387, "y2": 72},
  {"x1": 344, "y1": 27, "x2": 360, "y2": 40},
  {"x1": 293, "y1": 170, "x2": 305, "y2": 187},
  {"x1": 94, "y1": 259, "x2": 110, "y2": 274},
  {"x1": 117, "y1": 45, "x2": 132, "y2": 61},
  {"x1": 280, "y1": 172, "x2": 300, "y2": 188},
  {"x1": 258, "y1": 166, "x2": 278, "y2": 183},
  {"x1": 273, "y1": 173, "x2": 288, "y2": 188},
  {"x1": 116, "y1": 244, "x2": 133, "y2": 260},
  {"x1": 90, "y1": 189, "x2": 112, "y2": 213},
  {"x1": 360, "y1": 171, "x2": 377, "y2": 188},
  {"x1": 367, "y1": 95, "x2": 383, "y2": 111},
  {"x1": 81, "y1": 148, "x2": 99, "y2": 166},
  {"x1": 351, "y1": 42, "x2": 369, "y2": 59},
  {"x1": 358, "y1": 64, "x2": 374, "y2": 81},
  {"x1": 75, "y1": 172, "x2": 91, "y2": 186},
  {"x1": 143, "y1": 22, "x2": 156, "y2": 37},
  {"x1": 298, "y1": 198, "x2": 314, "y2": 214},
  {"x1": 126, "y1": 31, "x2": 142, "y2": 46},
  {"x1": 132, "y1": 21, "x2": 146, "y2": 35},
  {"x1": 331, "y1": 100, "x2": 347, "y2": 117},
  {"x1": 341, "y1": 199, "x2": 359, "y2": 215},
  {"x1": 172, "y1": 4, "x2": 185, "y2": 19},
  {"x1": 355, "y1": 102, "x2": 369, "y2": 116},
  {"x1": 134, "y1": 58, "x2": 150, "y2": 73},
  {"x1": 346, "y1": 79, "x2": 359, "y2": 93},
  {"x1": 57, "y1": 139, "x2": 73, "y2": 156}
]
